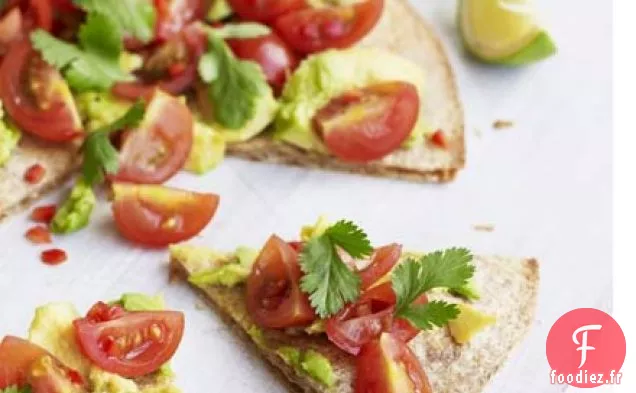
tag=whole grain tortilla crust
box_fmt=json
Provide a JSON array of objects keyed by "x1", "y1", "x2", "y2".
[
  {"x1": 228, "y1": 0, "x2": 465, "y2": 183},
  {"x1": 0, "y1": 135, "x2": 79, "y2": 220},
  {"x1": 171, "y1": 255, "x2": 539, "y2": 393}
]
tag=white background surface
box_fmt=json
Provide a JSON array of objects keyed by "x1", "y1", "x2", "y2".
[{"x1": 0, "y1": 0, "x2": 613, "y2": 392}]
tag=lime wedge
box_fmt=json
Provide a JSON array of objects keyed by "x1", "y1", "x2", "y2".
[{"x1": 459, "y1": 0, "x2": 556, "y2": 65}]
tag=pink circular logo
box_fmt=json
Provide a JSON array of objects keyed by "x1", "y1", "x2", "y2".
[{"x1": 546, "y1": 308, "x2": 626, "y2": 388}]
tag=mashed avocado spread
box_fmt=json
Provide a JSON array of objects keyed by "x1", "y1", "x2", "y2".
[
  {"x1": 180, "y1": 245, "x2": 259, "y2": 288},
  {"x1": 275, "y1": 48, "x2": 431, "y2": 151},
  {"x1": 0, "y1": 102, "x2": 20, "y2": 167},
  {"x1": 277, "y1": 347, "x2": 335, "y2": 387},
  {"x1": 50, "y1": 179, "x2": 96, "y2": 234}
]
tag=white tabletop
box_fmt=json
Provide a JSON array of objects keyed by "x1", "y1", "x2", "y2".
[{"x1": 0, "y1": 0, "x2": 612, "y2": 392}]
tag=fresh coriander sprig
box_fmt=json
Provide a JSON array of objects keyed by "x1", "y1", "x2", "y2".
[
  {"x1": 82, "y1": 101, "x2": 145, "y2": 185},
  {"x1": 299, "y1": 221, "x2": 373, "y2": 318},
  {"x1": 197, "y1": 32, "x2": 268, "y2": 130},
  {"x1": 31, "y1": 12, "x2": 131, "y2": 92},
  {"x1": 392, "y1": 248, "x2": 475, "y2": 331},
  {"x1": 73, "y1": 0, "x2": 156, "y2": 43}
]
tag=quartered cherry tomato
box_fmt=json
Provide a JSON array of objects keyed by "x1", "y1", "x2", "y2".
[
  {"x1": 228, "y1": 0, "x2": 305, "y2": 22},
  {"x1": 114, "y1": 24, "x2": 206, "y2": 99},
  {"x1": 358, "y1": 243, "x2": 401, "y2": 290},
  {"x1": 111, "y1": 183, "x2": 219, "y2": 247},
  {"x1": 326, "y1": 282, "x2": 427, "y2": 355},
  {"x1": 0, "y1": 336, "x2": 84, "y2": 391},
  {"x1": 111, "y1": 90, "x2": 193, "y2": 184},
  {"x1": 313, "y1": 81, "x2": 420, "y2": 163},
  {"x1": 246, "y1": 235, "x2": 316, "y2": 329},
  {"x1": 0, "y1": 40, "x2": 82, "y2": 142},
  {"x1": 74, "y1": 309, "x2": 185, "y2": 378},
  {"x1": 355, "y1": 333, "x2": 432, "y2": 393},
  {"x1": 228, "y1": 32, "x2": 299, "y2": 94},
  {"x1": 154, "y1": 0, "x2": 204, "y2": 42},
  {"x1": 0, "y1": 8, "x2": 23, "y2": 53},
  {"x1": 275, "y1": 0, "x2": 384, "y2": 54},
  {"x1": 86, "y1": 302, "x2": 127, "y2": 323}
]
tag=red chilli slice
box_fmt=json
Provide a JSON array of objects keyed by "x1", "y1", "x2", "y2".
[
  {"x1": 430, "y1": 130, "x2": 447, "y2": 148},
  {"x1": 41, "y1": 248, "x2": 67, "y2": 265},
  {"x1": 25, "y1": 226, "x2": 52, "y2": 244},
  {"x1": 31, "y1": 205, "x2": 57, "y2": 223},
  {"x1": 24, "y1": 164, "x2": 46, "y2": 184}
]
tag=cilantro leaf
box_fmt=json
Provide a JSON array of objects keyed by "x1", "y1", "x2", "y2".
[
  {"x1": 73, "y1": 0, "x2": 156, "y2": 42},
  {"x1": 392, "y1": 248, "x2": 475, "y2": 331},
  {"x1": 399, "y1": 301, "x2": 460, "y2": 331},
  {"x1": 200, "y1": 33, "x2": 268, "y2": 129},
  {"x1": 300, "y1": 220, "x2": 373, "y2": 318},
  {"x1": 31, "y1": 13, "x2": 130, "y2": 92},
  {"x1": 0, "y1": 386, "x2": 32, "y2": 393},
  {"x1": 324, "y1": 221, "x2": 373, "y2": 258},
  {"x1": 82, "y1": 101, "x2": 145, "y2": 185}
]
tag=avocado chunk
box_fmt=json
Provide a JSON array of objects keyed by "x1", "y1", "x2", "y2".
[
  {"x1": 448, "y1": 303, "x2": 496, "y2": 344},
  {"x1": 169, "y1": 244, "x2": 230, "y2": 272},
  {"x1": 76, "y1": 92, "x2": 133, "y2": 131},
  {"x1": 186, "y1": 246, "x2": 259, "y2": 288},
  {"x1": 185, "y1": 121, "x2": 226, "y2": 174},
  {"x1": 119, "y1": 293, "x2": 166, "y2": 311},
  {"x1": 90, "y1": 367, "x2": 141, "y2": 393},
  {"x1": 276, "y1": 347, "x2": 335, "y2": 387},
  {"x1": 275, "y1": 48, "x2": 430, "y2": 152},
  {"x1": 247, "y1": 325, "x2": 267, "y2": 349},
  {"x1": 300, "y1": 215, "x2": 331, "y2": 241},
  {"x1": 28, "y1": 302, "x2": 92, "y2": 376},
  {"x1": 0, "y1": 118, "x2": 20, "y2": 168},
  {"x1": 50, "y1": 179, "x2": 96, "y2": 234}
]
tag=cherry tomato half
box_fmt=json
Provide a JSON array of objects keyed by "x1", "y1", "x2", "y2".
[
  {"x1": 74, "y1": 310, "x2": 185, "y2": 378},
  {"x1": 358, "y1": 243, "x2": 401, "y2": 290},
  {"x1": 246, "y1": 235, "x2": 316, "y2": 329},
  {"x1": 111, "y1": 90, "x2": 193, "y2": 184},
  {"x1": 355, "y1": 332, "x2": 432, "y2": 393},
  {"x1": 111, "y1": 183, "x2": 220, "y2": 248},
  {"x1": 228, "y1": 32, "x2": 299, "y2": 94},
  {"x1": 313, "y1": 81, "x2": 420, "y2": 163},
  {"x1": 275, "y1": 0, "x2": 383, "y2": 54},
  {"x1": 326, "y1": 282, "x2": 427, "y2": 355},
  {"x1": 228, "y1": 0, "x2": 305, "y2": 23},
  {"x1": 0, "y1": 336, "x2": 47, "y2": 388},
  {"x1": 0, "y1": 40, "x2": 82, "y2": 142},
  {"x1": 0, "y1": 8, "x2": 23, "y2": 53}
]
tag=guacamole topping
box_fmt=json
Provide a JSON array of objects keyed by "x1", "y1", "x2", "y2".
[
  {"x1": 76, "y1": 92, "x2": 133, "y2": 131},
  {"x1": 207, "y1": 0, "x2": 233, "y2": 21},
  {"x1": 276, "y1": 347, "x2": 335, "y2": 387},
  {"x1": 187, "y1": 246, "x2": 259, "y2": 288},
  {"x1": 185, "y1": 121, "x2": 226, "y2": 174},
  {"x1": 119, "y1": 293, "x2": 166, "y2": 311},
  {"x1": 0, "y1": 117, "x2": 20, "y2": 168},
  {"x1": 448, "y1": 303, "x2": 496, "y2": 344},
  {"x1": 169, "y1": 244, "x2": 229, "y2": 272},
  {"x1": 247, "y1": 325, "x2": 267, "y2": 349},
  {"x1": 300, "y1": 215, "x2": 331, "y2": 241},
  {"x1": 275, "y1": 48, "x2": 430, "y2": 151},
  {"x1": 50, "y1": 179, "x2": 96, "y2": 234}
]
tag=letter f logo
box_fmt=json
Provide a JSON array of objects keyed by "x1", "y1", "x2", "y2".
[{"x1": 572, "y1": 324, "x2": 603, "y2": 368}]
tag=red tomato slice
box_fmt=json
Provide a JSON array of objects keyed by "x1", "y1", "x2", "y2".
[
  {"x1": 355, "y1": 332, "x2": 432, "y2": 393},
  {"x1": 111, "y1": 183, "x2": 220, "y2": 247},
  {"x1": 228, "y1": 33, "x2": 299, "y2": 94},
  {"x1": 26, "y1": 0, "x2": 53, "y2": 31},
  {"x1": 154, "y1": 0, "x2": 203, "y2": 42},
  {"x1": 113, "y1": 24, "x2": 206, "y2": 100},
  {"x1": 326, "y1": 282, "x2": 427, "y2": 355},
  {"x1": 0, "y1": 336, "x2": 84, "y2": 391},
  {"x1": 358, "y1": 243, "x2": 401, "y2": 290},
  {"x1": 246, "y1": 235, "x2": 316, "y2": 329},
  {"x1": 228, "y1": 0, "x2": 305, "y2": 22},
  {"x1": 0, "y1": 336, "x2": 47, "y2": 388},
  {"x1": 313, "y1": 81, "x2": 419, "y2": 163},
  {"x1": 111, "y1": 90, "x2": 193, "y2": 184},
  {"x1": 74, "y1": 311, "x2": 185, "y2": 378},
  {"x1": 275, "y1": 0, "x2": 383, "y2": 54},
  {"x1": 0, "y1": 40, "x2": 82, "y2": 142},
  {"x1": 0, "y1": 8, "x2": 23, "y2": 53}
]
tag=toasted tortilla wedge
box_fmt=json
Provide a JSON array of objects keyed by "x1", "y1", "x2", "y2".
[
  {"x1": 171, "y1": 251, "x2": 538, "y2": 393},
  {"x1": 228, "y1": 0, "x2": 465, "y2": 183},
  {"x1": 0, "y1": 135, "x2": 79, "y2": 220}
]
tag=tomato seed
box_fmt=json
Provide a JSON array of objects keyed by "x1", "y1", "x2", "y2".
[
  {"x1": 24, "y1": 164, "x2": 46, "y2": 184},
  {"x1": 30, "y1": 205, "x2": 57, "y2": 224},
  {"x1": 41, "y1": 249, "x2": 67, "y2": 266},
  {"x1": 430, "y1": 130, "x2": 447, "y2": 148},
  {"x1": 150, "y1": 324, "x2": 162, "y2": 340},
  {"x1": 25, "y1": 226, "x2": 52, "y2": 244}
]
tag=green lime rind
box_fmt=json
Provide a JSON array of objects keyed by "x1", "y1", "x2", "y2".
[{"x1": 463, "y1": 29, "x2": 557, "y2": 66}]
